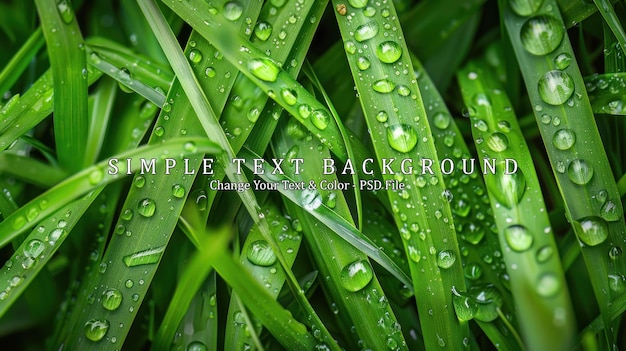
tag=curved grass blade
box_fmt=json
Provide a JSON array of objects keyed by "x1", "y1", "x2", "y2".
[
  {"x1": 302, "y1": 61, "x2": 363, "y2": 229},
  {"x1": 238, "y1": 147, "x2": 412, "y2": 293},
  {"x1": 0, "y1": 137, "x2": 221, "y2": 248},
  {"x1": 459, "y1": 61, "x2": 576, "y2": 351},
  {"x1": 0, "y1": 27, "x2": 43, "y2": 96},
  {"x1": 591, "y1": 0, "x2": 626, "y2": 53},
  {"x1": 137, "y1": 2, "x2": 339, "y2": 348},
  {"x1": 150, "y1": 225, "x2": 228, "y2": 350},
  {"x1": 59, "y1": 0, "x2": 263, "y2": 347},
  {"x1": 86, "y1": 45, "x2": 168, "y2": 107},
  {"x1": 330, "y1": 0, "x2": 469, "y2": 348},
  {"x1": 35, "y1": 0, "x2": 88, "y2": 172},
  {"x1": 499, "y1": 0, "x2": 626, "y2": 345},
  {"x1": 411, "y1": 53, "x2": 519, "y2": 349},
  {"x1": 0, "y1": 153, "x2": 66, "y2": 188},
  {"x1": 274, "y1": 119, "x2": 408, "y2": 350},
  {"x1": 86, "y1": 77, "x2": 117, "y2": 165},
  {"x1": 0, "y1": 67, "x2": 102, "y2": 153},
  {"x1": 224, "y1": 199, "x2": 303, "y2": 350}
]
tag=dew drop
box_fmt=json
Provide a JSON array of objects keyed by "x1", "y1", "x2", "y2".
[
  {"x1": 205, "y1": 67, "x2": 216, "y2": 78},
  {"x1": 538, "y1": 70, "x2": 574, "y2": 105},
  {"x1": 188, "y1": 49, "x2": 203, "y2": 64},
  {"x1": 187, "y1": 341, "x2": 208, "y2": 351},
  {"x1": 280, "y1": 89, "x2": 297, "y2": 105},
  {"x1": 84, "y1": 318, "x2": 109, "y2": 341},
  {"x1": 246, "y1": 240, "x2": 277, "y2": 266},
  {"x1": 48, "y1": 228, "x2": 66, "y2": 245},
  {"x1": 57, "y1": 0, "x2": 74, "y2": 24},
  {"x1": 396, "y1": 85, "x2": 411, "y2": 97},
  {"x1": 340, "y1": 260, "x2": 374, "y2": 292},
  {"x1": 248, "y1": 58, "x2": 280, "y2": 82},
  {"x1": 567, "y1": 159, "x2": 593, "y2": 185},
  {"x1": 137, "y1": 198, "x2": 156, "y2": 217},
  {"x1": 576, "y1": 216, "x2": 608, "y2": 246},
  {"x1": 302, "y1": 189, "x2": 322, "y2": 210},
  {"x1": 600, "y1": 200, "x2": 622, "y2": 222},
  {"x1": 485, "y1": 165, "x2": 526, "y2": 208},
  {"x1": 387, "y1": 124, "x2": 418, "y2": 153},
  {"x1": 536, "y1": 273, "x2": 560, "y2": 297},
  {"x1": 102, "y1": 288, "x2": 123, "y2": 311},
  {"x1": 464, "y1": 263, "x2": 482, "y2": 280},
  {"x1": 348, "y1": 0, "x2": 368, "y2": 9},
  {"x1": 24, "y1": 239, "x2": 45, "y2": 258},
  {"x1": 354, "y1": 22, "x2": 379, "y2": 42},
  {"x1": 452, "y1": 289, "x2": 477, "y2": 321},
  {"x1": 376, "y1": 111, "x2": 388, "y2": 123},
  {"x1": 134, "y1": 176, "x2": 146, "y2": 188},
  {"x1": 123, "y1": 246, "x2": 165, "y2": 267},
  {"x1": 468, "y1": 284, "x2": 502, "y2": 322},
  {"x1": 223, "y1": 2, "x2": 243, "y2": 21},
  {"x1": 536, "y1": 245, "x2": 554, "y2": 263},
  {"x1": 172, "y1": 184, "x2": 186, "y2": 199},
  {"x1": 608, "y1": 274, "x2": 626, "y2": 294},
  {"x1": 372, "y1": 79, "x2": 396, "y2": 93},
  {"x1": 552, "y1": 129, "x2": 576, "y2": 150},
  {"x1": 376, "y1": 41, "x2": 402, "y2": 64},
  {"x1": 520, "y1": 15, "x2": 564, "y2": 56},
  {"x1": 437, "y1": 250, "x2": 456, "y2": 269},
  {"x1": 344, "y1": 40, "x2": 356, "y2": 54},
  {"x1": 509, "y1": 0, "x2": 543, "y2": 16},
  {"x1": 433, "y1": 112, "x2": 450, "y2": 129},
  {"x1": 311, "y1": 109, "x2": 330, "y2": 130},
  {"x1": 247, "y1": 107, "x2": 260, "y2": 122},
  {"x1": 298, "y1": 104, "x2": 312, "y2": 119},
  {"x1": 357, "y1": 56, "x2": 371, "y2": 70},
  {"x1": 554, "y1": 53, "x2": 572, "y2": 70},
  {"x1": 504, "y1": 225, "x2": 533, "y2": 252},
  {"x1": 486, "y1": 132, "x2": 509, "y2": 152},
  {"x1": 254, "y1": 21, "x2": 272, "y2": 41}
]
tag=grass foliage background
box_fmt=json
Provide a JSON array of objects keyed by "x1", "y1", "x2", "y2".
[{"x1": 0, "y1": 0, "x2": 625, "y2": 350}]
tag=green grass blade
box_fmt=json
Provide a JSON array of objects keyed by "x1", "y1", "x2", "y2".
[
  {"x1": 499, "y1": 0, "x2": 626, "y2": 345},
  {"x1": 35, "y1": 0, "x2": 88, "y2": 172},
  {"x1": 85, "y1": 77, "x2": 117, "y2": 164},
  {"x1": 330, "y1": 0, "x2": 470, "y2": 348},
  {"x1": 238, "y1": 147, "x2": 411, "y2": 289},
  {"x1": 224, "y1": 199, "x2": 303, "y2": 350},
  {"x1": 0, "y1": 67, "x2": 102, "y2": 153},
  {"x1": 0, "y1": 137, "x2": 221, "y2": 248},
  {"x1": 151, "y1": 225, "x2": 228, "y2": 350},
  {"x1": 459, "y1": 61, "x2": 576, "y2": 351},
  {"x1": 274, "y1": 119, "x2": 407, "y2": 350},
  {"x1": 138, "y1": 2, "x2": 339, "y2": 347},
  {"x1": 0, "y1": 27, "x2": 43, "y2": 96},
  {"x1": 591, "y1": 0, "x2": 626, "y2": 53},
  {"x1": 0, "y1": 153, "x2": 66, "y2": 188}
]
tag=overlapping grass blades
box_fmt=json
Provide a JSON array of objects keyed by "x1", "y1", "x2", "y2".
[
  {"x1": 499, "y1": 0, "x2": 626, "y2": 346},
  {"x1": 331, "y1": 0, "x2": 469, "y2": 348},
  {"x1": 459, "y1": 61, "x2": 575, "y2": 351}
]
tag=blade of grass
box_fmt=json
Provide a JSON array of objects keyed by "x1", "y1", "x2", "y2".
[
  {"x1": 499, "y1": 0, "x2": 626, "y2": 345},
  {"x1": 238, "y1": 147, "x2": 412, "y2": 293},
  {"x1": 223, "y1": 198, "x2": 303, "y2": 350},
  {"x1": 0, "y1": 27, "x2": 43, "y2": 96},
  {"x1": 85, "y1": 77, "x2": 117, "y2": 164},
  {"x1": 591, "y1": 0, "x2": 626, "y2": 53},
  {"x1": 0, "y1": 137, "x2": 221, "y2": 248},
  {"x1": 411, "y1": 52, "x2": 519, "y2": 349},
  {"x1": 330, "y1": 0, "x2": 470, "y2": 348},
  {"x1": 0, "y1": 67, "x2": 102, "y2": 153},
  {"x1": 35, "y1": 0, "x2": 88, "y2": 172},
  {"x1": 137, "y1": 2, "x2": 339, "y2": 348},
  {"x1": 274, "y1": 119, "x2": 408, "y2": 349},
  {"x1": 459, "y1": 61, "x2": 576, "y2": 351}
]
